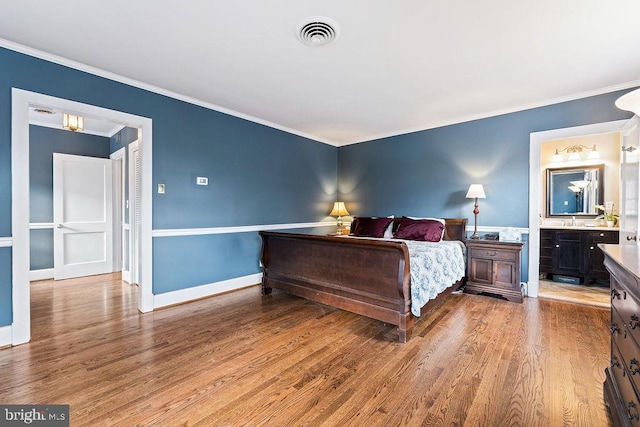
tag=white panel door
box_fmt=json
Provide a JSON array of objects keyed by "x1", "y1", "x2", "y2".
[
  {"x1": 53, "y1": 153, "x2": 113, "y2": 279},
  {"x1": 620, "y1": 116, "x2": 640, "y2": 245}
]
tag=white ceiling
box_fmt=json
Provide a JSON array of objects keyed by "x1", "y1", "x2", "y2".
[
  {"x1": 3, "y1": 1, "x2": 640, "y2": 146},
  {"x1": 29, "y1": 107, "x2": 124, "y2": 137}
]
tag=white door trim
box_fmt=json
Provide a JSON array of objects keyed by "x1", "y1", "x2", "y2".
[
  {"x1": 110, "y1": 147, "x2": 125, "y2": 274},
  {"x1": 528, "y1": 119, "x2": 628, "y2": 298},
  {"x1": 128, "y1": 140, "x2": 140, "y2": 285},
  {"x1": 11, "y1": 88, "x2": 154, "y2": 345}
]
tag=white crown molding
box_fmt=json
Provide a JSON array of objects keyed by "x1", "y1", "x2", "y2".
[
  {"x1": 108, "y1": 124, "x2": 126, "y2": 138},
  {"x1": 152, "y1": 221, "x2": 333, "y2": 237},
  {"x1": 0, "y1": 237, "x2": 12, "y2": 247},
  {"x1": 339, "y1": 80, "x2": 640, "y2": 146},
  {"x1": 0, "y1": 38, "x2": 336, "y2": 146}
]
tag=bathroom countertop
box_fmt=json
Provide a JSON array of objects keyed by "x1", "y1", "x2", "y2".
[{"x1": 539, "y1": 225, "x2": 618, "y2": 231}]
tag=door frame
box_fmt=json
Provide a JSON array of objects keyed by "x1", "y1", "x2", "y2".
[
  {"x1": 128, "y1": 139, "x2": 140, "y2": 285},
  {"x1": 528, "y1": 119, "x2": 628, "y2": 298},
  {"x1": 11, "y1": 88, "x2": 154, "y2": 345},
  {"x1": 110, "y1": 147, "x2": 126, "y2": 275}
]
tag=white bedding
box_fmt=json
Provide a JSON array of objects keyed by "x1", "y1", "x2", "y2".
[{"x1": 340, "y1": 236, "x2": 466, "y2": 316}]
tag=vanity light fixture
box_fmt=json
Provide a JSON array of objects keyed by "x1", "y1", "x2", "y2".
[
  {"x1": 551, "y1": 144, "x2": 600, "y2": 163},
  {"x1": 330, "y1": 201, "x2": 350, "y2": 230},
  {"x1": 465, "y1": 184, "x2": 486, "y2": 240},
  {"x1": 569, "y1": 180, "x2": 590, "y2": 189},
  {"x1": 62, "y1": 113, "x2": 84, "y2": 132}
]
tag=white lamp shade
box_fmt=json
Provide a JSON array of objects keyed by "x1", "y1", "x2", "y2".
[
  {"x1": 330, "y1": 201, "x2": 349, "y2": 217},
  {"x1": 465, "y1": 184, "x2": 486, "y2": 199}
]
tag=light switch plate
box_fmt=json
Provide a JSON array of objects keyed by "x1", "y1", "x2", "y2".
[
  {"x1": 158, "y1": 183, "x2": 165, "y2": 194},
  {"x1": 196, "y1": 177, "x2": 208, "y2": 186}
]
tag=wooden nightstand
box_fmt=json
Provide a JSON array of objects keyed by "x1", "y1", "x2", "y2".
[{"x1": 465, "y1": 239, "x2": 524, "y2": 303}]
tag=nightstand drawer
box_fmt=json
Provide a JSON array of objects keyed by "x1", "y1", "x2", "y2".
[{"x1": 469, "y1": 247, "x2": 518, "y2": 262}]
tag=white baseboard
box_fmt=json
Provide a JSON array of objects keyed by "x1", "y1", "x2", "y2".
[
  {"x1": 0, "y1": 325, "x2": 11, "y2": 347},
  {"x1": 30, "y1": 268, "x2": 54, "y2": 281},
  {"x1": 153, "y1": 273, "x2": 262, "y2": 309},
  {"x1": 526, "y1": 279, "x2": 538, "y2": 298}
]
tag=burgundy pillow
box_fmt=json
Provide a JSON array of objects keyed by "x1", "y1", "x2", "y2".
[
  {"x1": 353, "y1": 217, "x2": 394, "y2": 238},
  {"x1": 394, "y1": 218, "x2": 445, "y2": 242}
]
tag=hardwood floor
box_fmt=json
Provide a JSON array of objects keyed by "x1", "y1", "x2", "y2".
[
  {"x1": 0, "y1": 274, "x2": 612, "y2": 426},
  {"x1": 538, "y1": 279, "x2": 610, "y2": 308}
]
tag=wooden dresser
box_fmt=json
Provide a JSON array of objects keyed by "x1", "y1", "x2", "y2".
[
  {"x1": 601, "y1": 244, "x2": 640, "y2": 426},
  {"x1": 465, "y1": 239, "x2": 524, "y2": 303}
]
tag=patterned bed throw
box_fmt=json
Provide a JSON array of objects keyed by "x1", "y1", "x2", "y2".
[{"x1": 403, "y1": 240, "x2": 466, "y2": 316}]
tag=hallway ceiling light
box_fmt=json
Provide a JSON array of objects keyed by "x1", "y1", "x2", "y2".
[{"x1": 63, "y1": 113, "x2": 84, "y2": 132}]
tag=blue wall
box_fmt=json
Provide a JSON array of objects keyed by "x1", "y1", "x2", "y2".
[
  {"x1": 29, "y1": 125, "x2": 110, "y2": 270},
  {"x1": 338, "y1": 89, "x2": 635, "y2": 281},
  {"x1": 0, "y1": 46, "x2": 337, "y2": 325}
]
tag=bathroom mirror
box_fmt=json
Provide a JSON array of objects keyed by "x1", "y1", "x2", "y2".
[{"x1": 546, "y1": 164, "x2": 604, "y2": 217}]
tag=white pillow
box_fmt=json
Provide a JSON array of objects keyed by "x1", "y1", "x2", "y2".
[{"x1": 382, "y1": 215, "x2": 395, "y2": 238}]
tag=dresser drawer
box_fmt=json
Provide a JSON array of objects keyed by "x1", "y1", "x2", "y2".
[
  {"x1": 612, "y1": 283, "x2": 640, "y2": 350},
  {"x1": 469, "y1": 247, "x2": 517, "y2": 262},
  {"x1": 611, "y1": 342, "x2": 640, "y2": 425},
  {"x1": 613, "y1": 306, "x2": 640, "y2": 395}
]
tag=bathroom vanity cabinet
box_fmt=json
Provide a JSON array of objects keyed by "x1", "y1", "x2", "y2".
[{"x1": 539, "y1": 228, "x2": 618, "y2": 285}]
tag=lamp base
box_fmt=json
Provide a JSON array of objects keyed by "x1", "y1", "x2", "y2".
[{"x1": 470, "y1": 233, "x2": 480, "y2": 240}]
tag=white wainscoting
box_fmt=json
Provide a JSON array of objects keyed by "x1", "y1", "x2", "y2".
[{"x1": 151, "y1": 221, "x2": 333, "y2": 308}]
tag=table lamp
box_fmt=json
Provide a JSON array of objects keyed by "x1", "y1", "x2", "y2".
[
  {"x1": 330, "y1": 202, "x2": 349, "y2": 231},
  {"x1": 465, "y1": 184, "x2": 486, "y2": 239}
]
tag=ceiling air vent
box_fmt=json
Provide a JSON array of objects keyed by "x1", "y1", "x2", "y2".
[{"x1": 296, "y1": 16, "x2": 340, "y2": 47}]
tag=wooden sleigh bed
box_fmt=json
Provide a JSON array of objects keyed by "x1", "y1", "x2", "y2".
[{"x1": 259, "y1": 218, "x2": 467, "y2": 343}]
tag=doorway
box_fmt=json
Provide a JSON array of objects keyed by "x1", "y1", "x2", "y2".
[
  {"x1": 528, "y1": 119, "x2": 628, "y2": 299},
  {"x1": 11, "y1": 88, "x2": 153, "y2": 346}
]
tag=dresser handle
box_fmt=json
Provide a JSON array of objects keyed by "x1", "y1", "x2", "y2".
[
  {"x1": 630, "y1": 359, "x2": 640, "y2": 375},
  {"x1": 612, "y1": 289, "x2": 621, "y2": 300},
  {"x1": 589, "y1": 246, "x2": 594, "y2": 250},
  {"x1": 631, "y1": 315, "x2": 640, "y2": 330},
  {"x1": 611, "y1": 322, "x2": 620, "y2": 334},
  {"x1": 627, "y1": 235, "x2": 638, "y2": 241},
  {"x1": 629, "y1": 402, "x2": 640, "y2": 421},
  {"x1": 486, "y1": 251, "x2": 497, "y2": 256},
  {"x1": 600, "y1": 233, "x2": 605, "y2": 237},
  {"x1": 555, "y1": 244, "x2": 560, "y2": 248},
  {"x1": 611, "y1": 355, "x2": 621, "y2": 368}
]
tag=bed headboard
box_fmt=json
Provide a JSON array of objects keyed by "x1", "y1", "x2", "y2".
[
  {"x1": 442, "y1": 218, "x2": 468, "y2": 242},
  {"x1": 350, "y1": 217, "x2": 468, "y2": 241}
]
